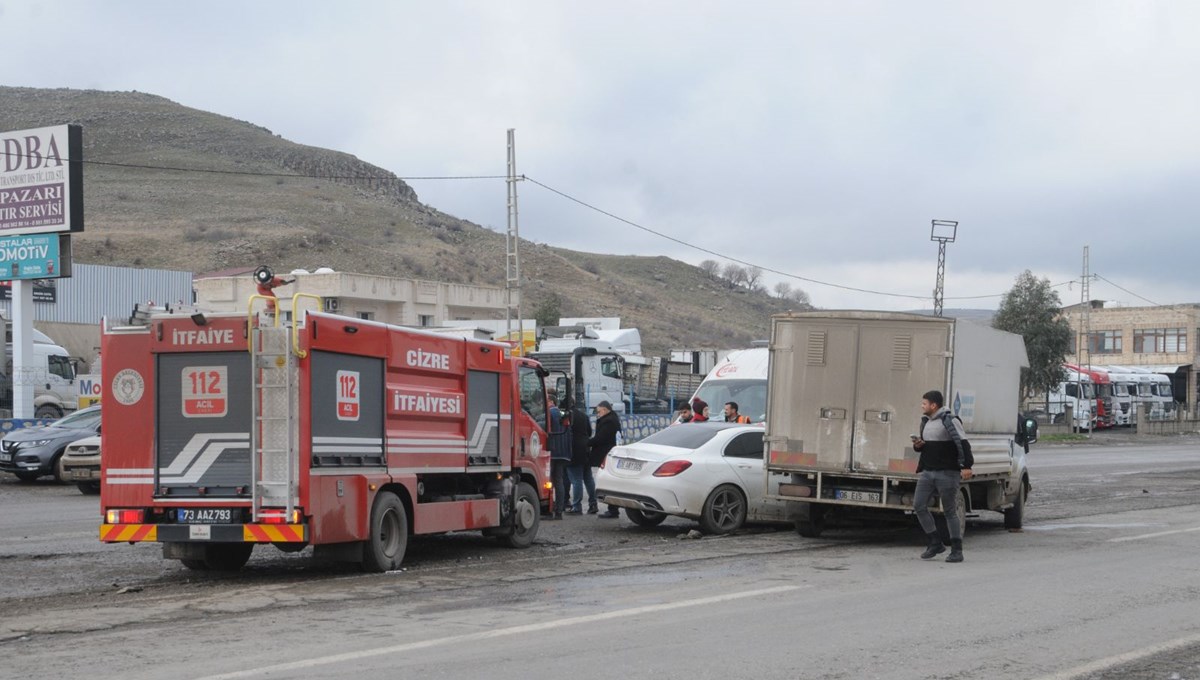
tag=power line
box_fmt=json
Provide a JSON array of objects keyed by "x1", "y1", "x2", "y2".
[
  {"x1": 0, "y1": 149, "x2": 1086, "y2": 303},
  {"x1": 1094, "y1": 274, "x2": 1160, "y2": 307}
]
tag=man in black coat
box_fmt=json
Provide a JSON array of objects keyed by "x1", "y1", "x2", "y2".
[
  {"x1": 590, "y1": 400, "x2": 623, "y2": 518},
  {"x1": 566, "y1": 400, "x2": 595, "y2": 514}
]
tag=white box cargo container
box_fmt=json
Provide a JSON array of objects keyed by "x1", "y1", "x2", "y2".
[{"x1": 763, "y1": 311, "x2": 1033, "y2": 537}]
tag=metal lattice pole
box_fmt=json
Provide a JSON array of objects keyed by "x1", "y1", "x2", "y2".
[{"x1": 930, "y1": 220, "x2": 958, "y2": 317}]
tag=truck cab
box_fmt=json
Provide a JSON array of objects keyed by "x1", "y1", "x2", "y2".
[{"x1": 2, "y1": 330, "x2": 79, "y2": 418}]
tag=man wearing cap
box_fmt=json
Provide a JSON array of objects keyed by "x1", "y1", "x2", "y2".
[{"x1": 589, "y1": 401, "x2": 623, "y2": 518}]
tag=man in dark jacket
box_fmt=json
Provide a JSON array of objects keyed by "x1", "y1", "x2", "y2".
[
  {"x1": 590, "y1": 400, "x2": 623, "y2": 518},
  {"x1": 546, "y1": 395, "x2": 571, "y2": 520},
  {"x1": 566, "y1": 401, "x2": 595, "y2": 514},
  {"x1": 911, "y1": 389, "x2": 973, "y2": 563}
]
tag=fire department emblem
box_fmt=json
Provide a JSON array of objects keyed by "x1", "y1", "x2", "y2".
[{"x1": 112, "y1": 369, "x2": 145, "y2": 406}]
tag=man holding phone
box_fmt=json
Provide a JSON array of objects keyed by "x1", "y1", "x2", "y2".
[{"x1": 911, "y1": 389, "x2": 972, "y2": 563}]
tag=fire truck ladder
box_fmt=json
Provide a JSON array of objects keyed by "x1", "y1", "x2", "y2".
[{"x1": 248, "y1": 310, "x2": 298, "y2": 523}]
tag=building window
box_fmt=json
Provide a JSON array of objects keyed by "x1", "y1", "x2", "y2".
[
  {"x1": 1133, "y1": 328, "x2": 1188, "y2": 354},
  {"x1": 1087, "y1": 330, "x2": 1122, "y2": 354},
  {"x1": 357, "y1": 312, "x2": 374, "y2": 321},
  {"x1": 418, "y1": 314, "x2": 435, "y2": 327}
]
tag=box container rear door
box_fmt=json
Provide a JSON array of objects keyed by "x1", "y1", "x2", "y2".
[
  {"x1": 851, "y1": 321, "x2": 949, "y2": 472},
  {"x1": 767, "y1": 319, "x2": 859, "y2": 471},
  {"x1": 156, "y1": 352, "x2": 252, "y2": 497}
]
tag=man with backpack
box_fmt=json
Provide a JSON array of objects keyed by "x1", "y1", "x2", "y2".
[{"x1": 911, "y1": 389, "x2": 973, "y2": 563}]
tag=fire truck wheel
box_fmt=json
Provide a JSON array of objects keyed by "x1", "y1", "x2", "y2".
[
  {"x1": 499, "y1": 482, "x2": 539, "y2": 549},
  {"x1": 363, "y1": 491, "x2": 408, "y2": 572}
]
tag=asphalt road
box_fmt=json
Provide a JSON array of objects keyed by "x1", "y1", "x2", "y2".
[{"x1": 2, "y1": 434, "x2": 1198, "y2": 679}]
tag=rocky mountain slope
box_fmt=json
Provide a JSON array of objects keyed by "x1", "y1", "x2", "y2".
[{"x1": 2, "y1": 87, "x2": 808, "y2": 354}]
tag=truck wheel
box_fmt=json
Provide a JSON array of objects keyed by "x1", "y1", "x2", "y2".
[
  {"x1": 203, "y1": 544, "x2": 254, "y2": 571},
  {"x1": 626, "y1": 508, "x2": 667, "y2": 527},
  {"x1": 76, "y1": 481, "x2": 101, "y2": 495},
  {"x1": 699, "y1": 484, "x2": 747, "y2": 535},
  {"x1": 499, "y1": 482, "x2": 540, "y2": 548},
  {"x1": 362, "y1": 491, "x2": 408, "y2": 572},
  {"x1": 1004, "y1": 482, "x2": 1026, "y2": 530},
  {"x1": 795, "y1": 506, "x2": 825, "y2": 538},
  {"x1": 35, "y1": 404, "x2": 62, "y2": 420}
]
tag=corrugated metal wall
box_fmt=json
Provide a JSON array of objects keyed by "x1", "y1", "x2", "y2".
[{"x1": 0, "y1": 264, "x2": 193, "y2": 324}]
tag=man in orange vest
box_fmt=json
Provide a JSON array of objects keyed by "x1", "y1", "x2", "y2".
[{"x1": 723, "y1": 401, "x2": 751, "y2": 424}]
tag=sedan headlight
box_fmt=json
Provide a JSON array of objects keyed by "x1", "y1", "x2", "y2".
[{"x1": 21, "y1": 439, "x2": 52, "y2": 448}]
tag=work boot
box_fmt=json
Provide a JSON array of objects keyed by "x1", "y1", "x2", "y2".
[
  {"x1": 598, "y1": 507, "x2": 620, "y2": 519},
  {"x1": 946, "y1": 539, "x2": 964, "y2": 563},
  {"x1": 587, "y1": 504, "x2": 599, "y2": 515},
  {"x1": 920, "y1": 532, "x2": 946, "y2": 559}
]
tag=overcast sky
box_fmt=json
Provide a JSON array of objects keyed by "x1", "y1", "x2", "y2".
[{"x1": 5, "y1": 1, "x2": 1198, "y2": 310}]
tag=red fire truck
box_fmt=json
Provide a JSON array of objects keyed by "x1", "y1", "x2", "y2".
[{"x1": 99, "y1": 297, "x2": 556, "y2": 572}]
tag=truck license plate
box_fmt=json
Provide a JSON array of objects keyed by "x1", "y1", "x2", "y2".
[
  {"x1": 614, "y1": 458, "x2": 643, "y2": 472},
  {"x1": 70, "y1": 469, "x2": 92, "y2": 480},
  {"x1": 834, "y1": 489, "x2": 881, "y2": 503},
  {"x1": 178, "y1": 508, "x2": 233, "y2": 524}
]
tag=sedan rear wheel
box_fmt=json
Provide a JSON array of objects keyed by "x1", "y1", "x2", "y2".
[{"x1": 699, "y1": 484, "x2": 747, "y2": 535}]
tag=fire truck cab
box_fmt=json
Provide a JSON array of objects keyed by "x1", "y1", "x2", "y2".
[{"x1": 99, "y1": 298, "x2": 556, "y2": 572}]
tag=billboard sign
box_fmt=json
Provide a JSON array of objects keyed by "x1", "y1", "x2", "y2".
[
  {"x1": 0, "y1": 233, "x2": 60, "y2": 279},
  {"x1": 0, "y1": 124, "x2": 84, "y2": 236}
]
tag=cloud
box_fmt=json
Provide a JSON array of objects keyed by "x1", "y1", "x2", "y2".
[{"x1": 4, "y1": 1, "x2": 1198, "y2": 309}]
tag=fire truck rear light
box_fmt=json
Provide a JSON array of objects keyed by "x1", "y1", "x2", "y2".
[
  {"x1": 653, "y1": 460, "x2": 693, "y2": 477},
  {"x1": 107, "y1": 509, "x2": 145, "y2": 524},
  {"x1": 260, "y1": 515, "x2": 286, "y2": 524}
]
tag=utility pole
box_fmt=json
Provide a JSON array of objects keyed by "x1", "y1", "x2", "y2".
[
  {"x1": 505, "y1": 129, "x2": 523, "y2": 355},
  {"x1": 930, "y1": 220, "x2": 958, "y2": 317},
  {"x1": 1078, "y1": 245, "x2": 1092, "y2": 435}
]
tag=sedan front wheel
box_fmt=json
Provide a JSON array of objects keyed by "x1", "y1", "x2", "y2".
[{"x1": 699, "y1": 484, "x2": 747, "y2": 535}]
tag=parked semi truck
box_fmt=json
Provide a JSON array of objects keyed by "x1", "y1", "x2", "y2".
[
  {"x1": 99, "y1": 296, "x2": 556, "y2": 572},
  {"x1": 1, "y1": 321, "x2": 79, "y2": 418},
  {"x1": 532, "y1": 325, "x2": 701, "y2": 413},
  {"x1": 763, "y1": 311, "x2": 1035, "y2": 538}
]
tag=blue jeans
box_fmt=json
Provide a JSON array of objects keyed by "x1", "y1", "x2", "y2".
[
  {"x1": 567, "y1": 465, "x2": 595, "y2": 511},
  {"x1": 913, "y1": 469, "x2": 963, "y2": 540}
]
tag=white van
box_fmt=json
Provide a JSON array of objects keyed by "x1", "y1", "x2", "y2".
[
  {"x1": 2, "y1": 329, "x2": 79, "y2": 418},
  {"x1": 690, "y1": 348, "x2": 769, "y2": 422}
]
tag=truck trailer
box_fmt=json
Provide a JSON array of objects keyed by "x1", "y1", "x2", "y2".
[
  {"x1": 763, "y1": 311, "x2": 1034, "y2": 538},
  {"x1": 99, "y1": 296, "x2": 555, "y2": 572}
]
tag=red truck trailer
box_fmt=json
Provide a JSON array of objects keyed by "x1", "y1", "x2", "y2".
[{"x1": 99, "y1": 300, "x2": 554, "y2": 572}]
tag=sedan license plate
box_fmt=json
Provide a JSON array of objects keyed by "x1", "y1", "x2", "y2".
[
  {"x1": 178, "y1": 508, "x2": 233, "y2": 524},
  {"x1": 834, "y1": 489, "x2": 881, "y2": 503},
  {"x1": 614, "y1": 457, "x2": 643, "y2": 472}
]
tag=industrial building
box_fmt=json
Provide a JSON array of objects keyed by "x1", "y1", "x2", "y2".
[{"x1": 1063, "y1": 300, "x2": 1200, "y2": 416}]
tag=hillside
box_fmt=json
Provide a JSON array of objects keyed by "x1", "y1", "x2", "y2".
[{"x1": 1, "y1": 87, "x2": 806, "y2": 353}]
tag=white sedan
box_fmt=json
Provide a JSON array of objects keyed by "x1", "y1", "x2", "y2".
[{"x1": 595, "y1": 422, "x2": 787, "y2": 534}]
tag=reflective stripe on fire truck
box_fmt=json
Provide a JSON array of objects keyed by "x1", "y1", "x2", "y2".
[
  {"x1": 243, "y1": 524, "x2": 306, "y2": 542},
  {"x1": 386, "y1": 413, "x2": 510, "y2": 455},
  {"x1": 100, "y1": 524, "x2": 158, "y2": 542},
  {"x1": 107, "y1": 432, "x2": 251, "y2": 485},
  {"x1": 312, "y1": 436, "x2": 384, "y2": 456}
]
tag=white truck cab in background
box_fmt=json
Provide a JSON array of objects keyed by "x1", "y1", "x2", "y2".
[{"x1": 2, "y1": 327, "x2": 79, "y2": 419}]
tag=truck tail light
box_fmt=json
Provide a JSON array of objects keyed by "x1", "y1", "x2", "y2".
[
  {"x1": 653, "y1": 460, "x2": 693, "y2": 477},
  {"x1": 259, "y1": 509, "x2": 303, "y2": 524},
  {"x1": 106, "y1": 509, "x2": 145, "y2": 524}
]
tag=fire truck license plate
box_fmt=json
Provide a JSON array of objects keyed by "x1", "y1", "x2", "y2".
[
  {"x1": 834, "y1": 489, "x2": 880, "y2": 503},
  {"x1": 178, "y1": 508, "x2": 234, "y2": 524},
  {"x1": 614, "y1": 458, "x2": 643, "y2": 472}
]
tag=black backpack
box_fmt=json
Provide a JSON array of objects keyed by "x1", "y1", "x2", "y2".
[{"x1": 942, "y1": 413, "x2": 974, "y2": 469}]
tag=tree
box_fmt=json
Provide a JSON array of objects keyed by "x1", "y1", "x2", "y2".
[
  {"x1": 745, "y1": 266, "x2": 764, "y2": 291},
  {"x1": 774, "y1": 282, "x2": 792, "y2": 298},
  {"x1": 533, "y1": 293, "x2": 562, "y2": 328},
  {"x1": 992, "y1": 270, "x2": 1072, "y2": 399},
  {"x1": 722, "y1": 263, "x2": 748, "y2": 287},
  {"x1": 698, "y1": 259, "x2": 720, "y2": 278},
  {"x1": 787, "y1": 288, "x2": 812, "y2": 308}
]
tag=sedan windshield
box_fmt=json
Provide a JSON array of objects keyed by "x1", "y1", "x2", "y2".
[
  {"x1": 50, "y1": 407, "x2": 101, "y2": 429},
  {"x1": 636, "y1": 425, "x2": 724, "y2": 450}
]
